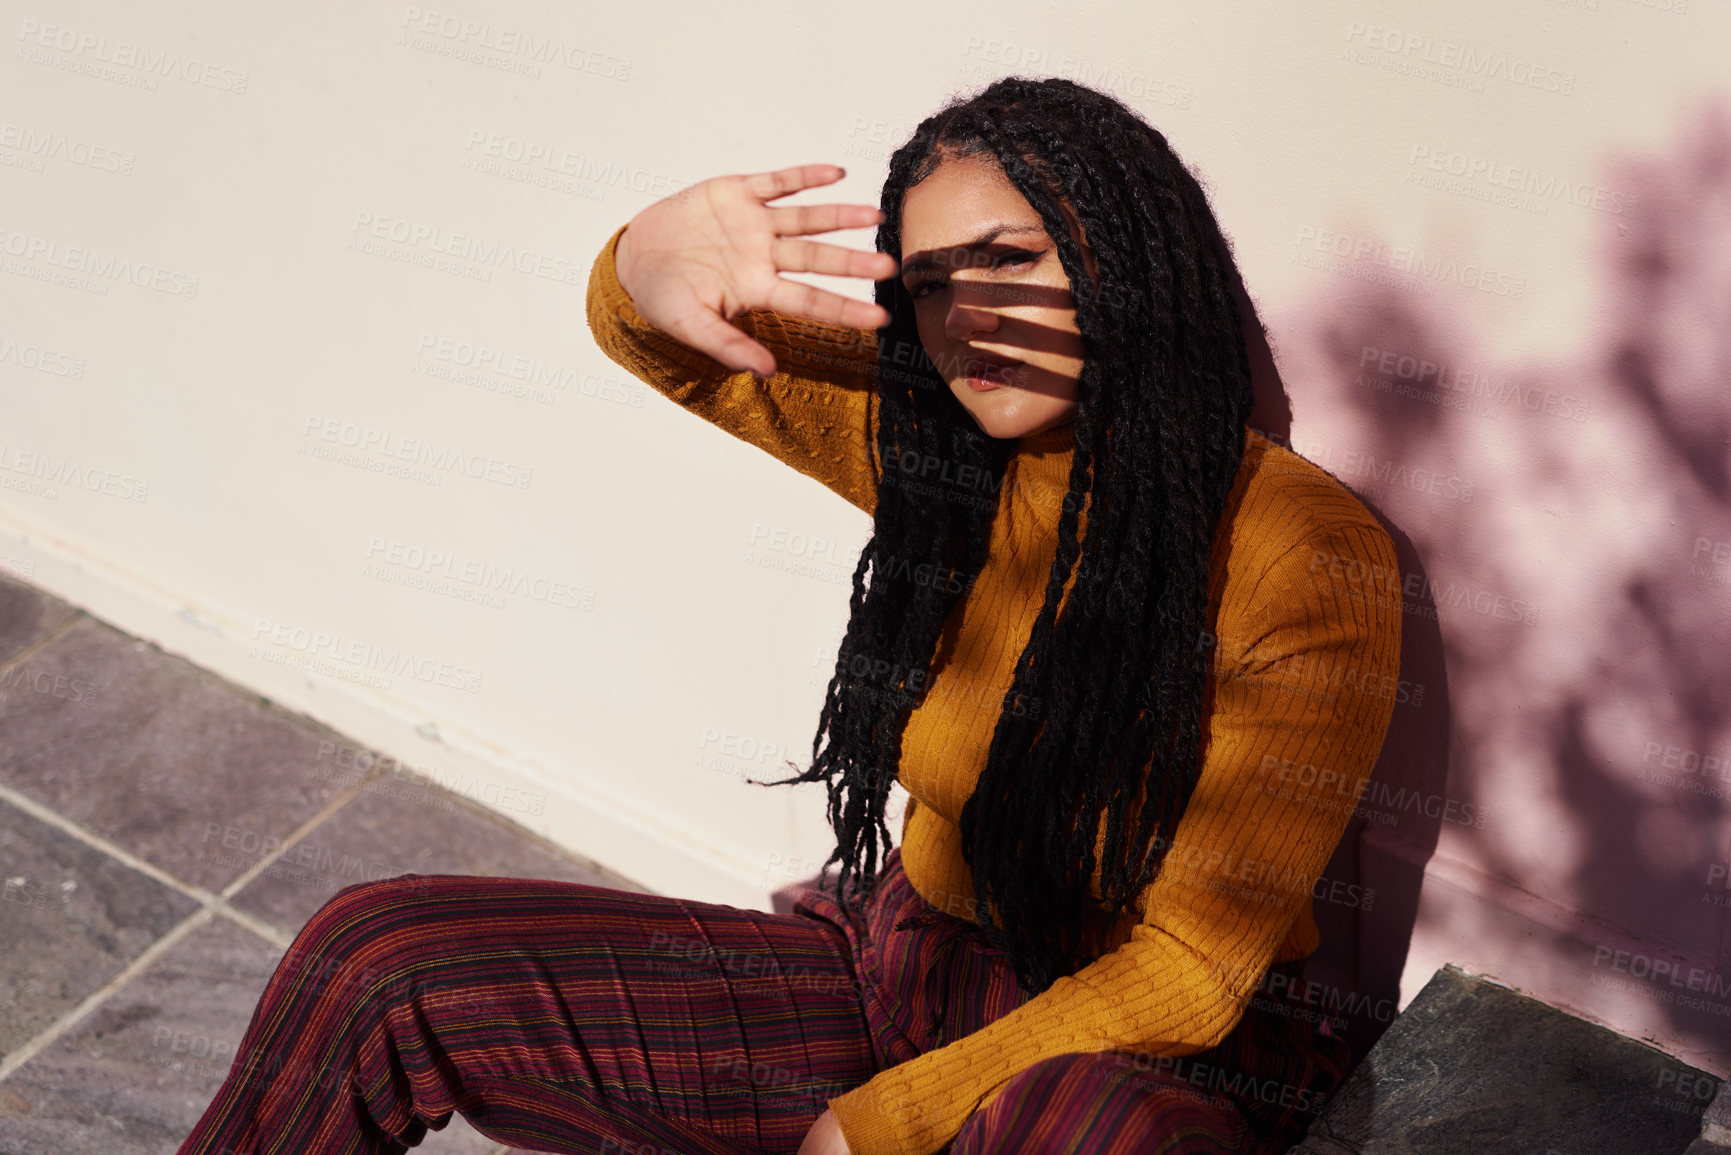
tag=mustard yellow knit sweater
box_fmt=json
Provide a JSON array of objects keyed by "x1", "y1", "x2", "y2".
[{"x1": 586, "y1": 224, "x2": 1402, "y2": 1154}]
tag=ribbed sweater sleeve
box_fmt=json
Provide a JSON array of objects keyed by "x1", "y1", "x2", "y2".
[
  {"x1": 584, "y1": 223, "x2": 882, "y2": 514},
  {"x1": 825, "y1": 519, "x2": 1404, "y2": 1155}
]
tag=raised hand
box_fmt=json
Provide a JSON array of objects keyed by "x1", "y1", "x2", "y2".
[{"x1": 612, "y1": 163, "x2": 898, "y2": 378}]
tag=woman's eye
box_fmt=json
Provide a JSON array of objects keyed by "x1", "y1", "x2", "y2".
[{"x1": 906, "y1": 252, "x2": 1037, "y2": 299}]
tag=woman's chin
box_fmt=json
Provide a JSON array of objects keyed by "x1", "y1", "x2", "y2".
[
  {"x1": 964, "y1": 404, "x2": 1068, "y2": 441},
  {"x1": 953, "y1": 393, "x2": 1019, "y2": 439},
  {"x1": 969, "y1": 413, "x2": 1023, "y2": 440}
]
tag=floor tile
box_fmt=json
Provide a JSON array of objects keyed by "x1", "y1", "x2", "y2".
[
  {"x1": 0, "y1": 800, "x2": 198, "y2": 1054},
  {"x1": 0, "y1": 619, "x2": 344, "y2": 892},
  {"x1": 230, "y1": 783, "x2": 649, "y2": 934},
  {"x1": 1, "y1": 916, "x2": 559, "y2": 1154},
  {"x1": 0, "y1": 575, "x2": 79, "y2": 675},
  {"x1": 0, "y1": 917, "x2": 279, "y2": 1154}
]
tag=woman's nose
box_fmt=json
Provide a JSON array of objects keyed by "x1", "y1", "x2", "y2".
[{"x1": 944, "y1": 282, "x2": 1002, "y2": 343}]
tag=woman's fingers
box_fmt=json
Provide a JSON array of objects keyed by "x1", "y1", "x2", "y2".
[
  {"x1": 769, "y1": 202, "x2": 884, "y2": 238},
  {"x1": 619, "y1": 166, "x2": 892, "y2": 367},
  {"x1": 743, "y1": 163, "x2": 846, "y2": 203},
  {"x1": 760, "y1": 276, "x2": 891, "y2": 331},
  {"x1": 665, "y1": 308, "x2": 779, "y2": 378},
  {"x1": 771, "y1": 237, "x2": 898, "y2": 281}
]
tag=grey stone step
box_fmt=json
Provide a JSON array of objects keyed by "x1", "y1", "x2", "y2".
[{"x1": 1290, "y1": 964, "x2": 1723, "y2": 1155}]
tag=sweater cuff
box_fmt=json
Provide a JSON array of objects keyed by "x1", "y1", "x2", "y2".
[{"x1": 596, "y1": 225, "x2": 650, "y2": 328}]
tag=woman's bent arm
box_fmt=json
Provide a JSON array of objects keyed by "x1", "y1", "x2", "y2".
[{"x1": 587, "y1": 222, "x2": 883, "y2": 515}]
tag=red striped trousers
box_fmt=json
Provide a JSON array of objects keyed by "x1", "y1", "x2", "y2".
[{"x1": 178, "y1": 847, "x2": 1350, "y2": 1154}]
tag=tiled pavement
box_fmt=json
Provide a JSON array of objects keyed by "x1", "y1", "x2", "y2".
[{"x1": 0, "y1": 573, "x2": 652, "y2": 1154}]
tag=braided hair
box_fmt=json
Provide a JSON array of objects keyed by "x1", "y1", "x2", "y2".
[{"x1": 753, "y1": 76, "x2": 1255, "y2": 997}]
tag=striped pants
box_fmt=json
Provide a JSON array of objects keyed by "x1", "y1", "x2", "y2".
[{"x1": 178, "y1": 847, "x2": 1350, "y2": 1154}]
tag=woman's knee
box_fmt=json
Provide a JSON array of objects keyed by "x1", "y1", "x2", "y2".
[
  {"x1": 296, "y1": 874, "x2": 432, "y2": 947},
  {"x1": 275, "y1": 876, "x2": 450, "y2": 1008}
]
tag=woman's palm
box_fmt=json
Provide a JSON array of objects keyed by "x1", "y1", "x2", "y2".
[{"x1": 614, "y1": 164, "x2": 898, "y2": 377}]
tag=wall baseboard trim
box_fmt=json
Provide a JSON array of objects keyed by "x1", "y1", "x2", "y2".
[
  {"x1": 0, "y1": 505, "x2": 782, "y2": 912},
  {"x1": 1398, "y1": 843, "x2": 1730, "y2": 1075}
]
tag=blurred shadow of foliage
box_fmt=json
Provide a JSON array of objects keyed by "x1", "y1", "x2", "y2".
[{"x1": 1286, "y1": 99, "x2": 1731, "y2": 1064}]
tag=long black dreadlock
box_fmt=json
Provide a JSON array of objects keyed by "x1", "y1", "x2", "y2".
[{"x1": 751, "y1": 76, "x2": 1255, "y2": 998}]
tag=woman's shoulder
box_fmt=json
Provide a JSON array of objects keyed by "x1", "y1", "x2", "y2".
[
  {"x1": 1208, "y1": 430, "x2": 1405, "y2": 690},
  {"x1": 1213, "y1": 428, "x2": 1396, "y2": 590}
]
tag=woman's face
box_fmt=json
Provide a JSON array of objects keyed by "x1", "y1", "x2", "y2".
[{"x1": 898, "y1": 153, "x2": 1088, "y2": 440}]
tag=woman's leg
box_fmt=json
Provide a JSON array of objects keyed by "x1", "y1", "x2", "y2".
[
  {"x1": 948, "y1": 1051, "x2": 1255, "y2": 1154},
  {"x1": 177, "y1": 873, "x2": 879, "y2": 1155},
  {"x1": 944, "y1": 962, "x2": 1352, "y2": 1155}
]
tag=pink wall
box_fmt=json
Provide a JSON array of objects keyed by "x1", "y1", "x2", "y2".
[{"x1": 1259, "y1": 102, "x2": 1731, "y2": 1072}]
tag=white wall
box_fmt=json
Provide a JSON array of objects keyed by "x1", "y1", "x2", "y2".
[{"x1": 3, "y1": 0, "x2": 1727, "y2": 1072}]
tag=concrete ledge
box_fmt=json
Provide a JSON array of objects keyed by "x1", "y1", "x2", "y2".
[
  {"x1": 1290, "y1": 964, "x2": 1722, "y2": 1155},
  {"x1": 1685, "y1": 1077, "x2": 1731, "y2": 1153}
]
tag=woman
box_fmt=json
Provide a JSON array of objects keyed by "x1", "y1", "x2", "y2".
[{"x1": 181, "y1": 77, "x2": 1400, "y2": 1155}]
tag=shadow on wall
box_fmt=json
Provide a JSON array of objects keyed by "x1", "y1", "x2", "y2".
[
  {"x1": 1282, "y1": 99, "x2": 1731, "y2": 1067},
  {"x1": 1237, "y1": 205, "x2": 1451, "y2": 1069}
]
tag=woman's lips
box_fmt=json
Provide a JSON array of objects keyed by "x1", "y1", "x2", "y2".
[{"x1": 963, "y1": 355, "x2": 1024, "y2": 391}]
